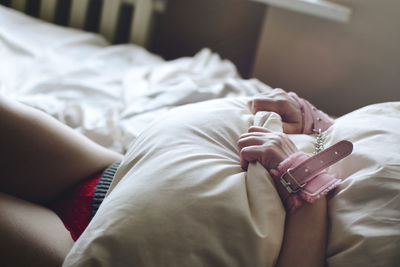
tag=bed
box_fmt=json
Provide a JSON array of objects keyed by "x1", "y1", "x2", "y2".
[{"x1": 1, "y1": 1, "x2": 399, "y2": 267}]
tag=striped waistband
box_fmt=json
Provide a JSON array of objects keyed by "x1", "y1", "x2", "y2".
[{"x1": 91, "y1": 161, "x2": 121, "y2": 219}]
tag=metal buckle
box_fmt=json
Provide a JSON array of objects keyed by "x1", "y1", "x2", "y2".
[{"x1": 280, "y1": 168, "x2": 306, "y2": 194}]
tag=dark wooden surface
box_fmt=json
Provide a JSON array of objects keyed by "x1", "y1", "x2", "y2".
[{"x1": 149, "y1": 0, "x2": 267, "y2": 78}]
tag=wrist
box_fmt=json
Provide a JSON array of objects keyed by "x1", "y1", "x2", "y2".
[
  {"x1": 288, "y1": 92, "x2": 334, "y2": 134},
  {"x1": 270, "y1": 152, "x2": 339, "y2": 214},
  {"x1": 270, "y1": 141, "x2": 352, "y2": 214}
]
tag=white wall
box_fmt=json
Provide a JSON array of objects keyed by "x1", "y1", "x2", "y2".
[{"x1": 253, "y1": 0, "x2": 400, "y2": 115}]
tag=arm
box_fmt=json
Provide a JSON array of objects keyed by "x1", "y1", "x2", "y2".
[
  {"x1": 241, "y1": 89, "x2": 346, "y2": 266},
  {"x1": 276, "y1": 197, "x2": 327, "y2": 267},
  {"x1": 238, "y1": 130, "x2": 329, "y2": 267}
]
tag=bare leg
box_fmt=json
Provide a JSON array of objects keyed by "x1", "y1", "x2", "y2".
[
  {"x1": 0, "y1": 97, "x2": 123, "y2": 266},
  {"x1": 0, "y1": 97, "x2": 123, "y2": 204},
  {"x1": 0, "y1": 193, "x2": 74, "y2": 267}
]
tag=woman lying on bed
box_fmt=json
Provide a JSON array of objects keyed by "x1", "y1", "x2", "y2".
[{"x1": 0, "y1": 89, "x2": 340, "y2": 267}]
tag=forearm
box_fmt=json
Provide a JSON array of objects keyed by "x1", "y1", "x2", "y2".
[{"x1": 276, "y1": 197, "x2": 328, "y2": 267}]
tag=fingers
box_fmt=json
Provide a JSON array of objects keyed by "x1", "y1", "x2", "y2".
[
  {"x1": 248, "y1": 126, "x2": 271, "y2": 133},
  {"x1": 239, "y1": 127, "x2": 270, "y2": 139},
  {"x1": 282, "y1": 122, "x2": 302, "y2": 135},
  {"x1": 248, "y1": 96, "x2": 281, "y2": 115},
  {"x1": 238, "y1": 127, "x2": 272, "y2": 150},
  {"x1": 248, "y1": 88, "x2": 287, "y2": 113},
  {"x1": 248, "y1": 88, "x2": 303, "y2": 134},
  {"x1": 238, "y1": 129, "x2": 271, "y2": 170},
  {"x1": 240, "y1": 146, "x2": 262, "y2": 170},
  {"x1": 239, "y1": 144, "x2": 278, "y2": 171},
  {"x1": 237, "y1": 136, "x2": 266, "y2": 151},
  {"x1": 238, "y1": 130, "x2": 299, "y2": 171}
]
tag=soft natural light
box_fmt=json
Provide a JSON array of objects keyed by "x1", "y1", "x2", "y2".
[{"x1": 249, "y1": 0, "x2": 352, "y2": 23}]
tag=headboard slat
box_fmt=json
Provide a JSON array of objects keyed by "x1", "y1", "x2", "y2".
[
  {"x1": 6, "y1": 0, "x2": 165, "y2": 48},
  {"x1": 11, "y1": 0, "x2": 25, "y2": 11},
  {"x1": 40, "y1": 0, "x2": 58, "y2": 22},
  {"x1": 69, "y1": 0, "x2": 89, "y2": 28},
  {"x1": 130, "y1": 0, "x2": 153, "y2": 47},
  {"x1": 99, "y1": 0, "x2": 120, "y2": 42}
]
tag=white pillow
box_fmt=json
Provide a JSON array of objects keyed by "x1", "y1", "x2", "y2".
[
  {"x1": 63, "y1": 99, "x2": 400, "y2": 267},
  {"x1": 288, "y1": 102, "x2": 400, "y2": 266},
  {"x1": 64, "y1": 97, "x2": 285, "y2": 267},
  {"x1": 325, "y1": 102, "x2": 400, "y2": 266}
]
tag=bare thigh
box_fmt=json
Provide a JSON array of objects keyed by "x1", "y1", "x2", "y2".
[
  {"x1": 0, "y1": 97, "x2": 123, "y2": 204},
  {"x1": 0, "y1": 192, "x2": 74, "y2": 267}
]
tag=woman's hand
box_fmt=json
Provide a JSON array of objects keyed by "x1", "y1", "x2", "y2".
[
  {"x1": 238, "y1": 126, "x2": 299, "y2": 171},
  {"x1": 248, "y1": 89, "x2": 302, "y2": 134}
]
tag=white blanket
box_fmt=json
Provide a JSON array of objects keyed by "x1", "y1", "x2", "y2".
[
  {"x1": 1, "y1": 6, "x2": 399, "y2": 267},
  {"x1": 0, "y1": 5, "x2": 267, "y2": 153}
]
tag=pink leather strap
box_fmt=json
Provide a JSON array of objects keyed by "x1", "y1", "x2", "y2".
[
  {"x1": 288, "y1": 92, "x2": 334, "y2": 134},
  {"x1": 282, "y1": 140, "x2": 353, "y2": 190},
  {"x1": 271, "y1": 140, "x2": 353, "y2": 213}
]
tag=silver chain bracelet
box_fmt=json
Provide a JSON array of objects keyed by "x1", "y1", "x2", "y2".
[{"x1": 313, "y1": 128, "x2": 325, "y2": 154}]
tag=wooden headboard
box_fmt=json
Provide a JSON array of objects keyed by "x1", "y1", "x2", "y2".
[{"x1": 1, "y1": 0, "x2": 166, "y2": 47}]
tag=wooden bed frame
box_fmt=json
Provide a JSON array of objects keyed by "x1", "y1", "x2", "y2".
[{"x1": 2, "y1": 0, "x2": 166, "y2": 47}]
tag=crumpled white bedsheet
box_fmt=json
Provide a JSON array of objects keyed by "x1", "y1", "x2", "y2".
[
  {"x1": 2, "y1": 6, "x2": 399, "y2": 267},
  {"x1": 0, "y1": 5, "x2": 268, "y2": 153}
]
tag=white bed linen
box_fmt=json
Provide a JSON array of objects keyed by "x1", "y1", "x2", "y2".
[
  {"x1": 0, "y1": 5, "x2": 266, "y2": 153},
  {"x1": 1, "y1": 5, "x2": 399, "y2": 267},
  {"x1": 64, "y1": 100, "x2": 286, "y2": 267},
  {"x1": 64, "y1": 98, "x2": 400, "y2": 267}
]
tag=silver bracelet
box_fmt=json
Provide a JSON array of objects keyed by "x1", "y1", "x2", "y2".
[{"x1": 313, "y1": 128, "x2": 325, "y2": 154}]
